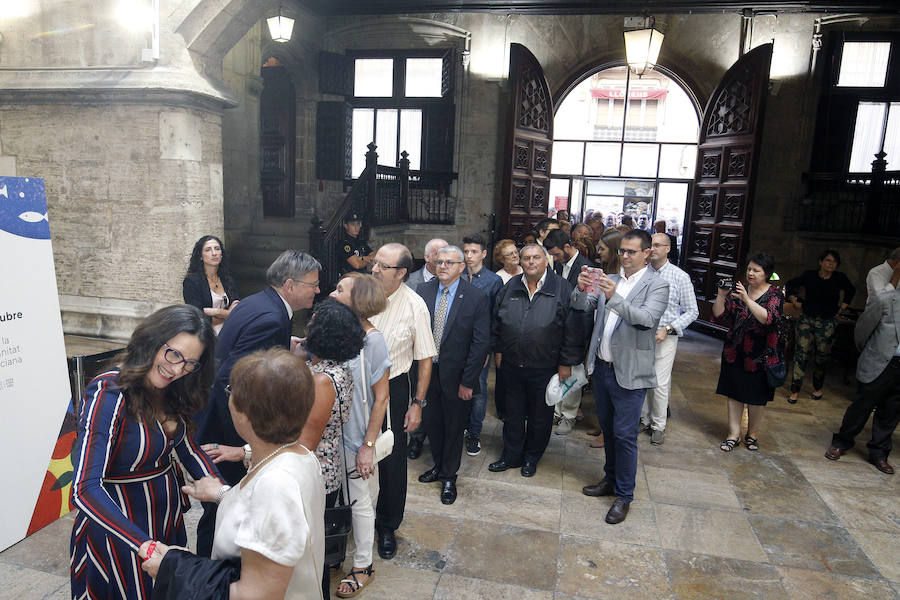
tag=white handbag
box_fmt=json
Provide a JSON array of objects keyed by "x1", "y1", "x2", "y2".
[{"x1": 360, "y1": 345, "x2": 394, "y2": 463}]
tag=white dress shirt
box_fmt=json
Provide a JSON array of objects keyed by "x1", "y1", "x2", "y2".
[
  {"x1": 599, "y1": 266, "x2": 648, "y2": 362},
  {"x1": 562, "y1": 250, "x2": 580, "y2": 280}
]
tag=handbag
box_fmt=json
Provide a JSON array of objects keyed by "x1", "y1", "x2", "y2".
[
  {"x1": 360, "y1": 344, "x2": 394, "y2": 462},
  {"x1": 766, "y1": 360, "x2": 787, "y2": 388}
]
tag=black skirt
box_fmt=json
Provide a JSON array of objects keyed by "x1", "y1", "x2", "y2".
[{"x1": 715, "y1": 359, "x2": 775, "y2": 406}]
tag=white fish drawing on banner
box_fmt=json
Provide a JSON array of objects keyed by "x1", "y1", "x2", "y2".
[{"x1": 19, "y1": 211, "x2": 49, "y2": 223}]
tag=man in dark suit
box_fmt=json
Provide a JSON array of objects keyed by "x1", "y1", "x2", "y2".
[
  {"x1": 415, "y1": 245, "x2": 490, "y2": 504},
  {"x1": 544, "y1": 228, "x2": 593, "y2": 289},
  {"x1": 194, "y1": 250, "x2": 321, "y2": 556}
]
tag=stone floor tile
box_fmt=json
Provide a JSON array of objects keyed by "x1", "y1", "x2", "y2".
[
  {"x1": 655, "y1": 504, "x2": 768, "y2": 563},
  {"x1": 390, "y1": 512, "x2": 459, "y2": 572},
  {"x1": 637, "y1": 445, "x2": 727, "y2": 475},
  {"x1": 562, "y1": 455, "x2": 649, "y2": 499},
  {"x1": 563, "y1": 434, "x2": 608, "y2": 460},
  {"x1": 0, "y1": 514, "x2": 74, "y2": 577},
  {"x1": 332, "y1": 561, "x2": 439, "y2": 600},
  {"x1": 770, "y1": 428, "x2": 842, "y2": 461},
  {"x1": 664, "y1": 550, "x2": 788, "y2": 600},
  {"x1": 847, "y1": 528, "x2": 900, "y2": 582},
  {"x1": 816, "y1": 486, "x2": 900, "y2": 533},
  {"x1": 477, "y1": 449, "x2": 564, "y2": 490},
  {"x1": 792, "y1": 457, "x2": 899, "y2": 493},
  {"x1": 560, "y1": 496, "x2": 660, "y2": 547},
  {"x1": 434, "y1": 574, "x2": 554, "y2": 599},
  {"x1": 776, "y1": 565, "x2": 898, "y2": 600},
  {"x1": 644, "y1": 465, "x2": 741, "y2": 510},
  {"x1": 748, "y1": 516, "x2": 880, "y2": 577},
  {"x1": 556, "y1": 536, "x2": 674, "y2": 600},
  {"x1": 445, "y1": 521, "x2": 559, "y2": 591},
  {"x1": 0, "y1": 563, "x2": 68, "y2": 599},
  {"x1": 422, "y1": 479, "x2": 562, "y2": 532}
]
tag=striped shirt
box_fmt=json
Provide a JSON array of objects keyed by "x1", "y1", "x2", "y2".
[
  {"x1": 650, "y1": 261, "x2": 699, "y2": 335},
  {"x1": 370, "y1": 282, "x2": 437, "y2": 378}
]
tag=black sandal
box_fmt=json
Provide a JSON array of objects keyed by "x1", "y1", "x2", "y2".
[
  {"x1": 719, "y1": 438, "x2": 739, "y2": 452},
  {"x1": 336, "y1": 564, "x2": 375, "y2": 598},
  {"x1": 744, "y1": 435, "x2": 759, "y2": 451}
]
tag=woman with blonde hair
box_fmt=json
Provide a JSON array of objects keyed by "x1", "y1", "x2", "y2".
[{"x1": 493, "y1": 239, "x2": 522, "y2": 284}]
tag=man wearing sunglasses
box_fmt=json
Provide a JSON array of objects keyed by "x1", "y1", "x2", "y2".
[
  {"x1": 572, "y1": 230, "x2": 669, "y2": 525},
  {"x1": 194, "y1": 250, "x2": 321, "y2": 556}
]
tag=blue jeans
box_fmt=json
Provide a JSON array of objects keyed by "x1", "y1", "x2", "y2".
[
  {"x1": 466, "y1": 362, "x2": 491, "y2": 437},
  {"x1": 593, "y1": 358, "x2": 646, "y2": 503}
]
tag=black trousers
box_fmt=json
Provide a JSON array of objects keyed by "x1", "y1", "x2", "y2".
[
  {"x1": 408, "y1": 361, "x2": 427, "y2": 443},
  {"x1": 424, "y1": 364, "x2": 468, "y2": 481},
  {"x1": 832, "y1": 357, "x2": 900, "y2": 460},
  {"x1": 500, "y1": 365, "x2": 557, "y2": 464},
  {"x1": 376, "y1": 373, "x2": 410, "y2": 532},
  {"x1": 494, "y1": 363, "x2": 507, "y2": 421}
]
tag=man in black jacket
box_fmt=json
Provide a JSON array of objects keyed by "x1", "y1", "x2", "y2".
[
  {"x1": 489, "y1": 244, "x2": 584, "y2": 477},
  {"x1": 544, "y1": 229, "x2": 593, "y2": 289},
  {"x1": 416, "y1": 246, "x2": 491, "y2": 504}
]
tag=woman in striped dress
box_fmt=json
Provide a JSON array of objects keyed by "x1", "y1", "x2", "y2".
[{"x1": 70, "y1": 305, "x2": 222, "y2": 600}]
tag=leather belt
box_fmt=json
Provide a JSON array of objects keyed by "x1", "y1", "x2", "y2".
[{"x1": 595, "y1": 358, "x2": 614, "y2": 369}]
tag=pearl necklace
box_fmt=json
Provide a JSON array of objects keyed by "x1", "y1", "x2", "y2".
[{"x1": 246, "y1": 441, "x2": 298, "y2": 476}]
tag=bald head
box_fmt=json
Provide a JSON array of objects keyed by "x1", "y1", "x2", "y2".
[
  {"x1": 649, "y1": 233, "x2": 671, "y2": 268},
  {"x1": 423, "y1": 238, "x2": 449, "y2": 274}
]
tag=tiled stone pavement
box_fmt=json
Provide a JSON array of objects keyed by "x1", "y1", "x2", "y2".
[{"x1": 3, "y1": 331, "x2": 899, "y2": 599}]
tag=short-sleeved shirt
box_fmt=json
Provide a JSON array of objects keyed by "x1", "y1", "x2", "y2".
[
  {"x1": 370, "y1": 283, "x2": 437, "y2": 378},
  {"x1": 309, "y1": 359, "x2": 354, "y2": 493},
  {"x1": 213, "y1": 450, "x2": 325, "y2": 600},
  {"x1": 344, "y1": 330, "x2": 392, "y2": 455},
  {"x1": 336, "y1": 235, "x2": 372, "y2": 275}
]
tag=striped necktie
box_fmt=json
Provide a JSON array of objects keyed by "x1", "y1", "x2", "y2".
[{"x1": 433, "y1": 287, "x2": 450, "y2": 351}]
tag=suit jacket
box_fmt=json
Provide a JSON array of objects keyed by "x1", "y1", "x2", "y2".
[
  {"x1": 195, "y1": 286, "x2": 292, "y2": 484},
  {"x1": 416, "y1": 278, "x2": 491, "y2": 398},
  {"x1": 182, "y1": 271, "x2": 239, "y2": 311},
  {"x1": 571, "y1": 269, "x2": 670, "y2": 390},
  {"x1": 855, "y1": 287, "x2": 900, "y2": 384},
  {"x1": 405, "y1": 267, "x2": 430, "y2": 291},
  {"x1": 553, "y1": 252, "x2": 593, "y2": 289}
]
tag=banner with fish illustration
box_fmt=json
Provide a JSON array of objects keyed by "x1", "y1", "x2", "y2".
[{"x1": 0, "y1": 177, "x2": 73, "y2": 552}]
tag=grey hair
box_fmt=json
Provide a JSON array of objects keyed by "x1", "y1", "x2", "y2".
[
  {"x1": 519, "y1": 243, "x2": 545, "y2": 259},
  {"x1": 266, "y1": 250, "x2": 322, "y2": 287},
  {"x1": 424, "y1": 238, "x2": 448, "y2": 259},
  {"x1": 889, "y1": 247, "x2": 900, "y2": 261},
  {"x1": 436, "y1": 245, "x2": 464, "y2": 263}
]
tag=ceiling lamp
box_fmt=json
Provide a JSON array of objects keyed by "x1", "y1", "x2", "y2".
[
  {"x1": 624, "y1": 17, "x2": 664, "y2": 77},
  {"x1": 266, "y1": 6, "x2": 294, "y2": 43}
]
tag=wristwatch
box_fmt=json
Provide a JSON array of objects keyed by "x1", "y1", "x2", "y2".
[
  {"x1": 364, "y1": 440, "x2": 375, "y2": 448},
  {"x1": 411, "y1": 397, "x2": 427, "y2": 408},
  {"x1": 665, "y1": 325, "x2": 676, "y2": 336}
]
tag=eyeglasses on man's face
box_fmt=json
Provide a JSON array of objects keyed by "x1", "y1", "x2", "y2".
[
  {"x1": 163, "y1": 344, "x2": 201, "y2": 373},
  {"x1": 617, "y1": 248, "x2": 640, "y2": 256},
  {"x1": 434, "y1": 260, "x2": 463, "y2": 267},
  {"x1": 292, "y1": 278, "x2": 320, "y2": 289},
  {"x1": 373, "y1": 261, "x2": 401, "y2": 270}
]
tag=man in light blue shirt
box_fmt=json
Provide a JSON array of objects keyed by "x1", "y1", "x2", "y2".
[{"x1": 641, "y1": 233, "x2": 699, "y2": 445}]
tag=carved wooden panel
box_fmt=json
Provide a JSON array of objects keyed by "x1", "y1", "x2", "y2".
[
  {"x1": 260, "y1": 65, "x2": 296, "y2": 218},
  {"x1": 316, "y1": 101, "x2": 352, "y2": 181},
  {"x1": 512, "y1": 181, "x2": 528, "y2": 209},
  {"x1": 682, "y1": 44, "x2": 772, "y2": 324},
  {"x1": 318, "y1": 51, "x2": 352, "y2": 96},
  {"x1": 515, "y1": 145, "x2": 530, "y2": 170},
  {"x1": 532, "y1": 184, "x2": 546, "y2": 210},
  {"x1": 534, "y1": 148, "x2": 549, "y2": 173},
  {"x1": 518, "y1": 69, "x2": 550, "y2": 132}
]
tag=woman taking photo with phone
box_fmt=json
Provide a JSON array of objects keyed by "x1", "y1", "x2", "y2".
[{"x1": 712, "y1": 253, "x2": 784, "y2": 453}]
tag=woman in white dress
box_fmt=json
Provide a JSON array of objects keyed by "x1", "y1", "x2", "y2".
[{"x1": 143, "y1": 348, "x2": 325, "y2": 600}]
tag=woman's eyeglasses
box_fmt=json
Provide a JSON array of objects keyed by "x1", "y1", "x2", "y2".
[{"x1": 163, "y1": 344, "x2": 201, "y2": 373}]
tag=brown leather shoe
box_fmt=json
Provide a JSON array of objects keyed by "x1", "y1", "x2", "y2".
[
  {"x1": 869, "y1": 457, "x2": 895, "y2": 475},
  {"x1": 605, "y1": 498, "x2": 630, "y2": 524},
  {"x1": 824, "y1": 446, "x2": 844, "y2": 461},
  {"x1": 582, "y1": 479, "x2": 614, "y2": 497}
]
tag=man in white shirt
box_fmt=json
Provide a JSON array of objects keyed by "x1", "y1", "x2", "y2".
[
  {"x1": 571, "y1": 230, "x2": 669, "y2": 524},
  {"x1": 865, "y1": 247, "x2": 900, "y2": 303},
  {"x1": 641, "y1": 233, "x2": 699, "y2": 445},
  {"x1": 370, "y1": 243, "x2": 437, "y2": 559}
]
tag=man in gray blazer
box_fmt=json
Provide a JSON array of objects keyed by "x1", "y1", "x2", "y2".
[
  {"x1": 572, "y1": 229, "x2": 669, "y2": 523},
  {"x1": 826, "y1": 287, "x2": 900, "y2": 474}
]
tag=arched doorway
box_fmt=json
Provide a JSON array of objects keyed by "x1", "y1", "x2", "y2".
[{"x1": 549, "y1": 64, "x2": 701, "y2": 253}]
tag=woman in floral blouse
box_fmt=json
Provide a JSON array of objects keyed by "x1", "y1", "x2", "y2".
[
  {"x1": 299, "y1": 299, "x2": 365, "y2": 599},
  {"x1": 712, "y1": 253, "x2": 784, "y2": 453}
]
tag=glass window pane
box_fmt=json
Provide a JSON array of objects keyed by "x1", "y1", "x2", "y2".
[
  {"x1": 399, "y1": 110, "x2": 422, "y2": 170},
  {"x1": 405, "y1": 58, "x2": 443, "y2": 97},
  {"x1": 620, "y1": 143, "x2": 658, "y2": 177},
  {"x1": 551, "y1": 142, "x2": 584, "y2": 175},
  {"x1": 376, "y1": 109, "x2": 398, "y2": 167},
  {"x1": 837, "y1": 42, "x2": 891, "y2": 88},
  {"x1": 586, "y1": 179, "x2": 625, "y2": 196},
  {"x1": 623, "y1": 180, "x2": 656, "y2": 231},
  {"x1": 354, "y1": 58, "x2": 393, "y2": 97},
  {"x1": 554, "y1": 66, "x2": 628, "y2": 141},
  {"x1": 584, "y1": 143, "x2": 621, "y2": 176},
  {"x1": 653, "y1": 77, "x2": 700, "y2": 143},
  {"x1": 884, "y1": 103, "x2": 900, "y2": 171},
  {"x1": 351, "y1": 108, "x2": 374, "y2": 178},
  {"x1": 658, "y1": 144, "x2": 697, "y2": 178},
  {"x1": 550, "y1": 178, "x2": 570, "y2": 216},
  {"x1": 656, "y1": 182, "x2": 689, "y2": 248},
  {"x1": 849, "y1": 102, "x2": 886, "y2": 172},
  {"x1": 570, "y1": 179, "x2": 584, "y2": 220},
  {"x1": 585, "y1": 196, "x2": 626, "y2": 227}
]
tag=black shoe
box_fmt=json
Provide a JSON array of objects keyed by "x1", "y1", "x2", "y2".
[
  {"x1": 605, "y1": 498, "x2": 630, "y2": 524},
  {"x1": 376, "y1": 528, "x2": 396, "y2": 560},
  {"x1": 488, "y1": 458, "x2": 521, "y2": 472},
  {"x1": 418, "y1": 467, "x2": 440, "y2": 483},
  {"x1": 440, "y1": 480, "x2": 457, "y2": 504},
  {"x1": 582, "y1": 479, "x2": 615, "y2": 497},
  {"x1": 520, "y1": 460, "x2": 537, "y2": 477},
  {"x1": 466, "y1": 435, "x2": 482, "y2": 456},
  {"x1": 869, "y1": 457, "x2": 895, "y2": 475},
  {"x1": 408, "y1": 438, "x2": 423, "y2": 460}
]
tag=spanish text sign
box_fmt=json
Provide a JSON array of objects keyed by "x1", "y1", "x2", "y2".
[{"x1": 0, "y1": 177, "x2": 73, "y2": 552}]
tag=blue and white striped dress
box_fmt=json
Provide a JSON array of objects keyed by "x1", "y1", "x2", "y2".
[{"x1": 69, "y1": 370, "x2": 220, "y2": 600}]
